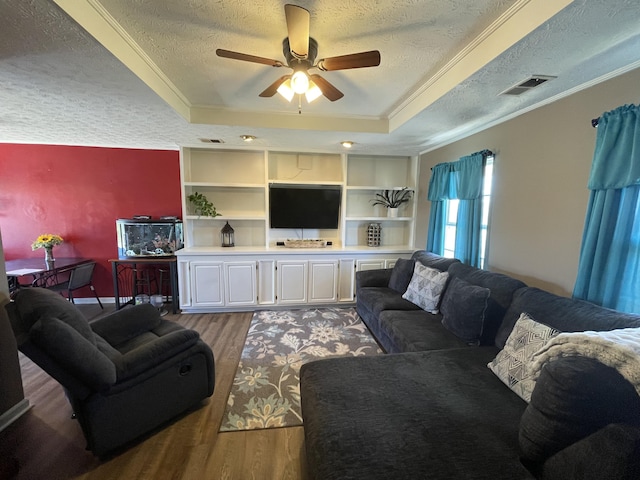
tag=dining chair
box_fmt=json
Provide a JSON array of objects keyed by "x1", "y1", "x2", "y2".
[{"x1": 48, "y1": 262, "x2": 103, "y2": 309}]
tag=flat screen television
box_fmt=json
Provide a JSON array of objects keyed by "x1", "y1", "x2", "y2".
[{"x1": 269, "y1": 184, "x2": 341, "y2": 229}]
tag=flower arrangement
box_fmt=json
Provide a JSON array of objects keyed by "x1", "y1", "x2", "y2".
[{"x1": 31, "y1": 234, "x2": 64, "y2": 250}]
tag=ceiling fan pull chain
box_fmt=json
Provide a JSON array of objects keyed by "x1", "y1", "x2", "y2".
[{"x1": 298, "y1": 95, "x2": 302, "y2": 114}]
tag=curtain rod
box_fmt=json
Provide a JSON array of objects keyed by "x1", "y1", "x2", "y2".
[{"x1": 429, "y1": 150, "x2": 494, "y2": 170}]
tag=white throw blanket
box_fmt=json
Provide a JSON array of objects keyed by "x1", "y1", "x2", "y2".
[{"x1": 528, "y1": 327, "x2": 640, "y2": 396}]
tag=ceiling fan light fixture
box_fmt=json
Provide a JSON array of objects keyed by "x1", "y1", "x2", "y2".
[
  {"x1": 305, "y1": 80, "x2": 322, "y2": 103},
  {"x1": 290, "y1": 70, "x2": 309, "y2": 94},
  {"x1": 277, "y1": 80, "x2": 295, "y2": 102}
]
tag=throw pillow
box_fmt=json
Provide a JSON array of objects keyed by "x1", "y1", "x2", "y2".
[
  {"x1": 388, "y1": 258, "x2": 416, "y2": 293},
  {"x1": 440, "y1": 276, "x2": 490, "y2": 344},
  {"x1": 401, "y1": 262, "x2": 449, "y2": 314},
  {"x1": 487, "y1": 312, "x2": 560, "y2": 402}
]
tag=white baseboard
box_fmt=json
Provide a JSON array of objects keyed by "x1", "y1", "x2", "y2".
[{"x1": 0, "y1": 399, "x2": 31, "y2": 433}]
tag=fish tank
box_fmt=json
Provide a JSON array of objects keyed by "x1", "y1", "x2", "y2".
[{"x1": 116, "y1": 218, "x2": 184, "y2": 258}]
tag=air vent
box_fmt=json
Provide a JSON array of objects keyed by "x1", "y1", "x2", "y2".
[
  {"x1": 199, "y1": 138, "x2": 224, "y2": 144},
  {"x1": 500, "y1": 75, "x2": 556, "y2": 96}
]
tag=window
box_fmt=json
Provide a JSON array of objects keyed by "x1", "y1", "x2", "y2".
[{"x1": 442, "y1": 155, "x2": 494, "y2": 268}]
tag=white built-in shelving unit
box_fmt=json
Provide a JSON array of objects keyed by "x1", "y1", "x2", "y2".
[{"x1": 180, "y1": 146, "x2": 418, "y2": 250}]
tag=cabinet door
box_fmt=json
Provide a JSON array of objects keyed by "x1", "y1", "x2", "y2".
[
  {"x1": 338, "y1": 258, "x2": 356, "y2": 302},
  {"x1": 225, "y1": 261, "x2": 257, "y2": 307},
  {"x1": 385, "y1": 258, "x2": 398, "y2": 269},
  {"x1": 257, "y1": 259, "x2": 276, "y2": 306},
  {"x1": 178, "y1": 260, "x2": 192, "y2": 308},
  {"x1": 356, "y1": 259, "x2": 386, "y2": 271},
  {"x1": 190, "y1": 261, "x2": 224, "y2": 307},
  {"x1": 277, "y1": 261, "x2": 308, "y2": 304},
  {"x1": 308, "y1": 260, "x2": 339, "y2": 303}
]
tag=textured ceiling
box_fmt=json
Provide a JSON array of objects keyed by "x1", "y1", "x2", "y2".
[{"x1": 0, "y1": 0, "x2": 639, "y2": 155}]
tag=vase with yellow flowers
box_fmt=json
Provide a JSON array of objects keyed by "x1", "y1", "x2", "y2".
[{"x1": 32, "y1": 234, "x2": 64, "y2": 262}]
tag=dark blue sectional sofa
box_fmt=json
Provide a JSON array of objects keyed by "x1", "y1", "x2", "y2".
[{"x1": 300, "y1": 251, "x2": 640, "y2": 479}]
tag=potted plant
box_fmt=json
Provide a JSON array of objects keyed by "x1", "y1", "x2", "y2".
[
  {"x1": 371, "y1": 188, "x2": 413, "y2": 217},
  {"x1": 188, "y1": 192, "x2": 222, "y2": 218}
]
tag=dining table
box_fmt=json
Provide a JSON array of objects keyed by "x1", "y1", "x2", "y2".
[{"x1": 5, "y1": 257, "x2": 93, "y2": 289}]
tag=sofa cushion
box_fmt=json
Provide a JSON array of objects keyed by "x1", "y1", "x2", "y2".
[
  {"x1": 378, "y1": 309, "x2": 468, "y2": 353},
  {"x1": 402, "y1": 263, "x2": 449, "y2": 314},
  {"x1": 357, "y1": 287, "x2": 420, "y2": 318},
  {"x1": 496, "y1": 287, "x2": 640, "y2": 349},
  {"x1": 300, "y1": 348, "x2": 533, "y2": 480},
  {"x1": 447, "y1": 262, "x2": 526, "y2": 345},
  {"x1": 519, "y1": 355, "x2": 640, "y2": 466},
  {"x1": 440, "y1": 276, "x2": 490, "y2": 344},
  {"x1": 11, "y1": 287, "x2": 96, "y2": 345},
  {"x1": 30, "y1": 316, "x2": 116, "y2": 391},
  {"x1": 488, "y1": 313, "x2": 559, "y2": 402},
  {"x1": 388, "y1": 258, "x2": 415, "y2": 293}
]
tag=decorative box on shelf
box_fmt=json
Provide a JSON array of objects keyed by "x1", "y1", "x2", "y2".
[{"x1": 116, "y1": 217, "x2": 184, "y2": 258}]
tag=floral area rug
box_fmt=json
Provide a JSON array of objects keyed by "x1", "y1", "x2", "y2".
[{"x1": 219, "y1": 308, "x2": 382, "y2": 432}]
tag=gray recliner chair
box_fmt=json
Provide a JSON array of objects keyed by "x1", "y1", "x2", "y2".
[{"x1": 6, "y1": 287, "x2": 215, "y2": 457}]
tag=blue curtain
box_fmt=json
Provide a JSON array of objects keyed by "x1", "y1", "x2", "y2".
[
  {"x1": 573, "y1": 104, "x2": 640, "y2": 313},
  {"x1": 426, "y1": 151, "x2": 486, "y2": 267}
]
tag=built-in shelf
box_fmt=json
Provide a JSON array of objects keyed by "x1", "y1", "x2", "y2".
[{"x1": 180, "y1": 147, "x2": 418, "y2": 249}]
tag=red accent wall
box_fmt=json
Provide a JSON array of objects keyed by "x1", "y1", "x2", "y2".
[{"x1": 0, "y1": 144, "x2": 181, "y2": 298}]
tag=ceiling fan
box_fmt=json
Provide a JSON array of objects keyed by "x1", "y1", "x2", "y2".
[{"x1": 216, "y1": 4, "x2": 381, "y2": 104}]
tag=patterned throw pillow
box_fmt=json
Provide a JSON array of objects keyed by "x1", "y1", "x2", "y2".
[
  {"x1": 488, "y1": 312, "x2": 560, "y2": 402},
  {"x1": 401, "y1": 262, "x2": 449, "y2": 314}
]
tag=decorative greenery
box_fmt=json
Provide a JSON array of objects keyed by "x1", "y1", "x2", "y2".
[
  {"x1": 188, "y1": 192, "x2": 221, "y2": 218},
  {"x1": 32, "y1": 234, "x2": 64, "y2": 250},
  {"x1": 371, "y1": 188, "x2": 413, "y2": 208}
]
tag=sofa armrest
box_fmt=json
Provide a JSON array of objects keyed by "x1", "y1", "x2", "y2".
[
  {"x1": 90, "y1": 304, "x2": 162, "y2": 345},
  {"x1": 355, "y1": 269, "x2": 393, "y2": 289},
  {"x1": 540, "y1": 423, "x2": 640, "y2": 480},
  {"x1": 114, "y1": 329, "x2": 201, "y2": 382}
]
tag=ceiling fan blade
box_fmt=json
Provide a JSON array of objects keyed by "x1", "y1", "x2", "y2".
[
  {"x1": 317, "y1": 50, "x2": 381, "y2": 71},
  {"x1": 310, "y1": 74, "x2": 344, "y2": 102},
  {"x1": 259, "y1": 75, "x2": 291, "y2": 97},
  {"x1": 216, "y1": 49, "x2": 284, "y2": 67},
  {"x1": 284, "y1": 4, "x2": 310, "y2": 59}
]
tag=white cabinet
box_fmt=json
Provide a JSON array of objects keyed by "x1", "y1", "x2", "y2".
[
  {"x1": 257, "y1": 259, "x2": 276, "y2": 306},
  {"x1": 337, "y1": 258, "x2": 356, "y2": 302},
  {"x1": 190, "y1": 261, "x2": 224, "y2": 307},
  {"x1": 224, "y1": 261, "x2": 256, "y2": 307},
  {"x1": 356, "y1": 259, "x2": 386, "y2": 271},
  {"x1": 277, "y1": 260, "x2": 308, "y2": 304},
  {"x1": 177, "y1": 250, "x2": 413, "y2": 313},
  {"x1": 308, "y1": 260, "x2": 339, "y2": 303}
]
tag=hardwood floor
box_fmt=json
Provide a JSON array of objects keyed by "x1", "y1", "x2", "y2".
[{"x1": 0, "y1": 305, "x2": 309, "y2": 480}]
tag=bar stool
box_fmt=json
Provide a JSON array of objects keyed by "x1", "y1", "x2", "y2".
[
  {"x1": 132, "y1": 267, "x2": 157, "y2": 296},
  {"x1": 158, "y1": 268, "x2": 172, "y2": 302}
]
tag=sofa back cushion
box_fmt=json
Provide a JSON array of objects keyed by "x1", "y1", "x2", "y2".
[
  {"x1": 388, "y1": 258, "x2": 415, "y2": 293},
  {"x1": 496, "y1": 287, "x2": 640, "y2": 349},
  {"x1": 30, "y1": 316, "x2": 116, "y2": 391},
  {"x1": 10, "y1": 287, "x2": 96, "y2": 346},
  {"x1": 440, "y1": 276, "x2": 490, "y2": 344},
  {"x1": 411, "y1": 251, "x2": 460, "y2": 271},
  {"x1": 447, "y1": 262, "x2": 527, "y2": 345},
  {"x1": 519, "y1": 355, "x2": 640, "y2": 465}
]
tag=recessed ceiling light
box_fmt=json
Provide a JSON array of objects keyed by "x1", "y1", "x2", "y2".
[
  {"x1": 341, "y1": 141, "x2": 354, "y2": 148},
  {"x1": 241, "y1": 135, "x2": 256, "y2": 142}
]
